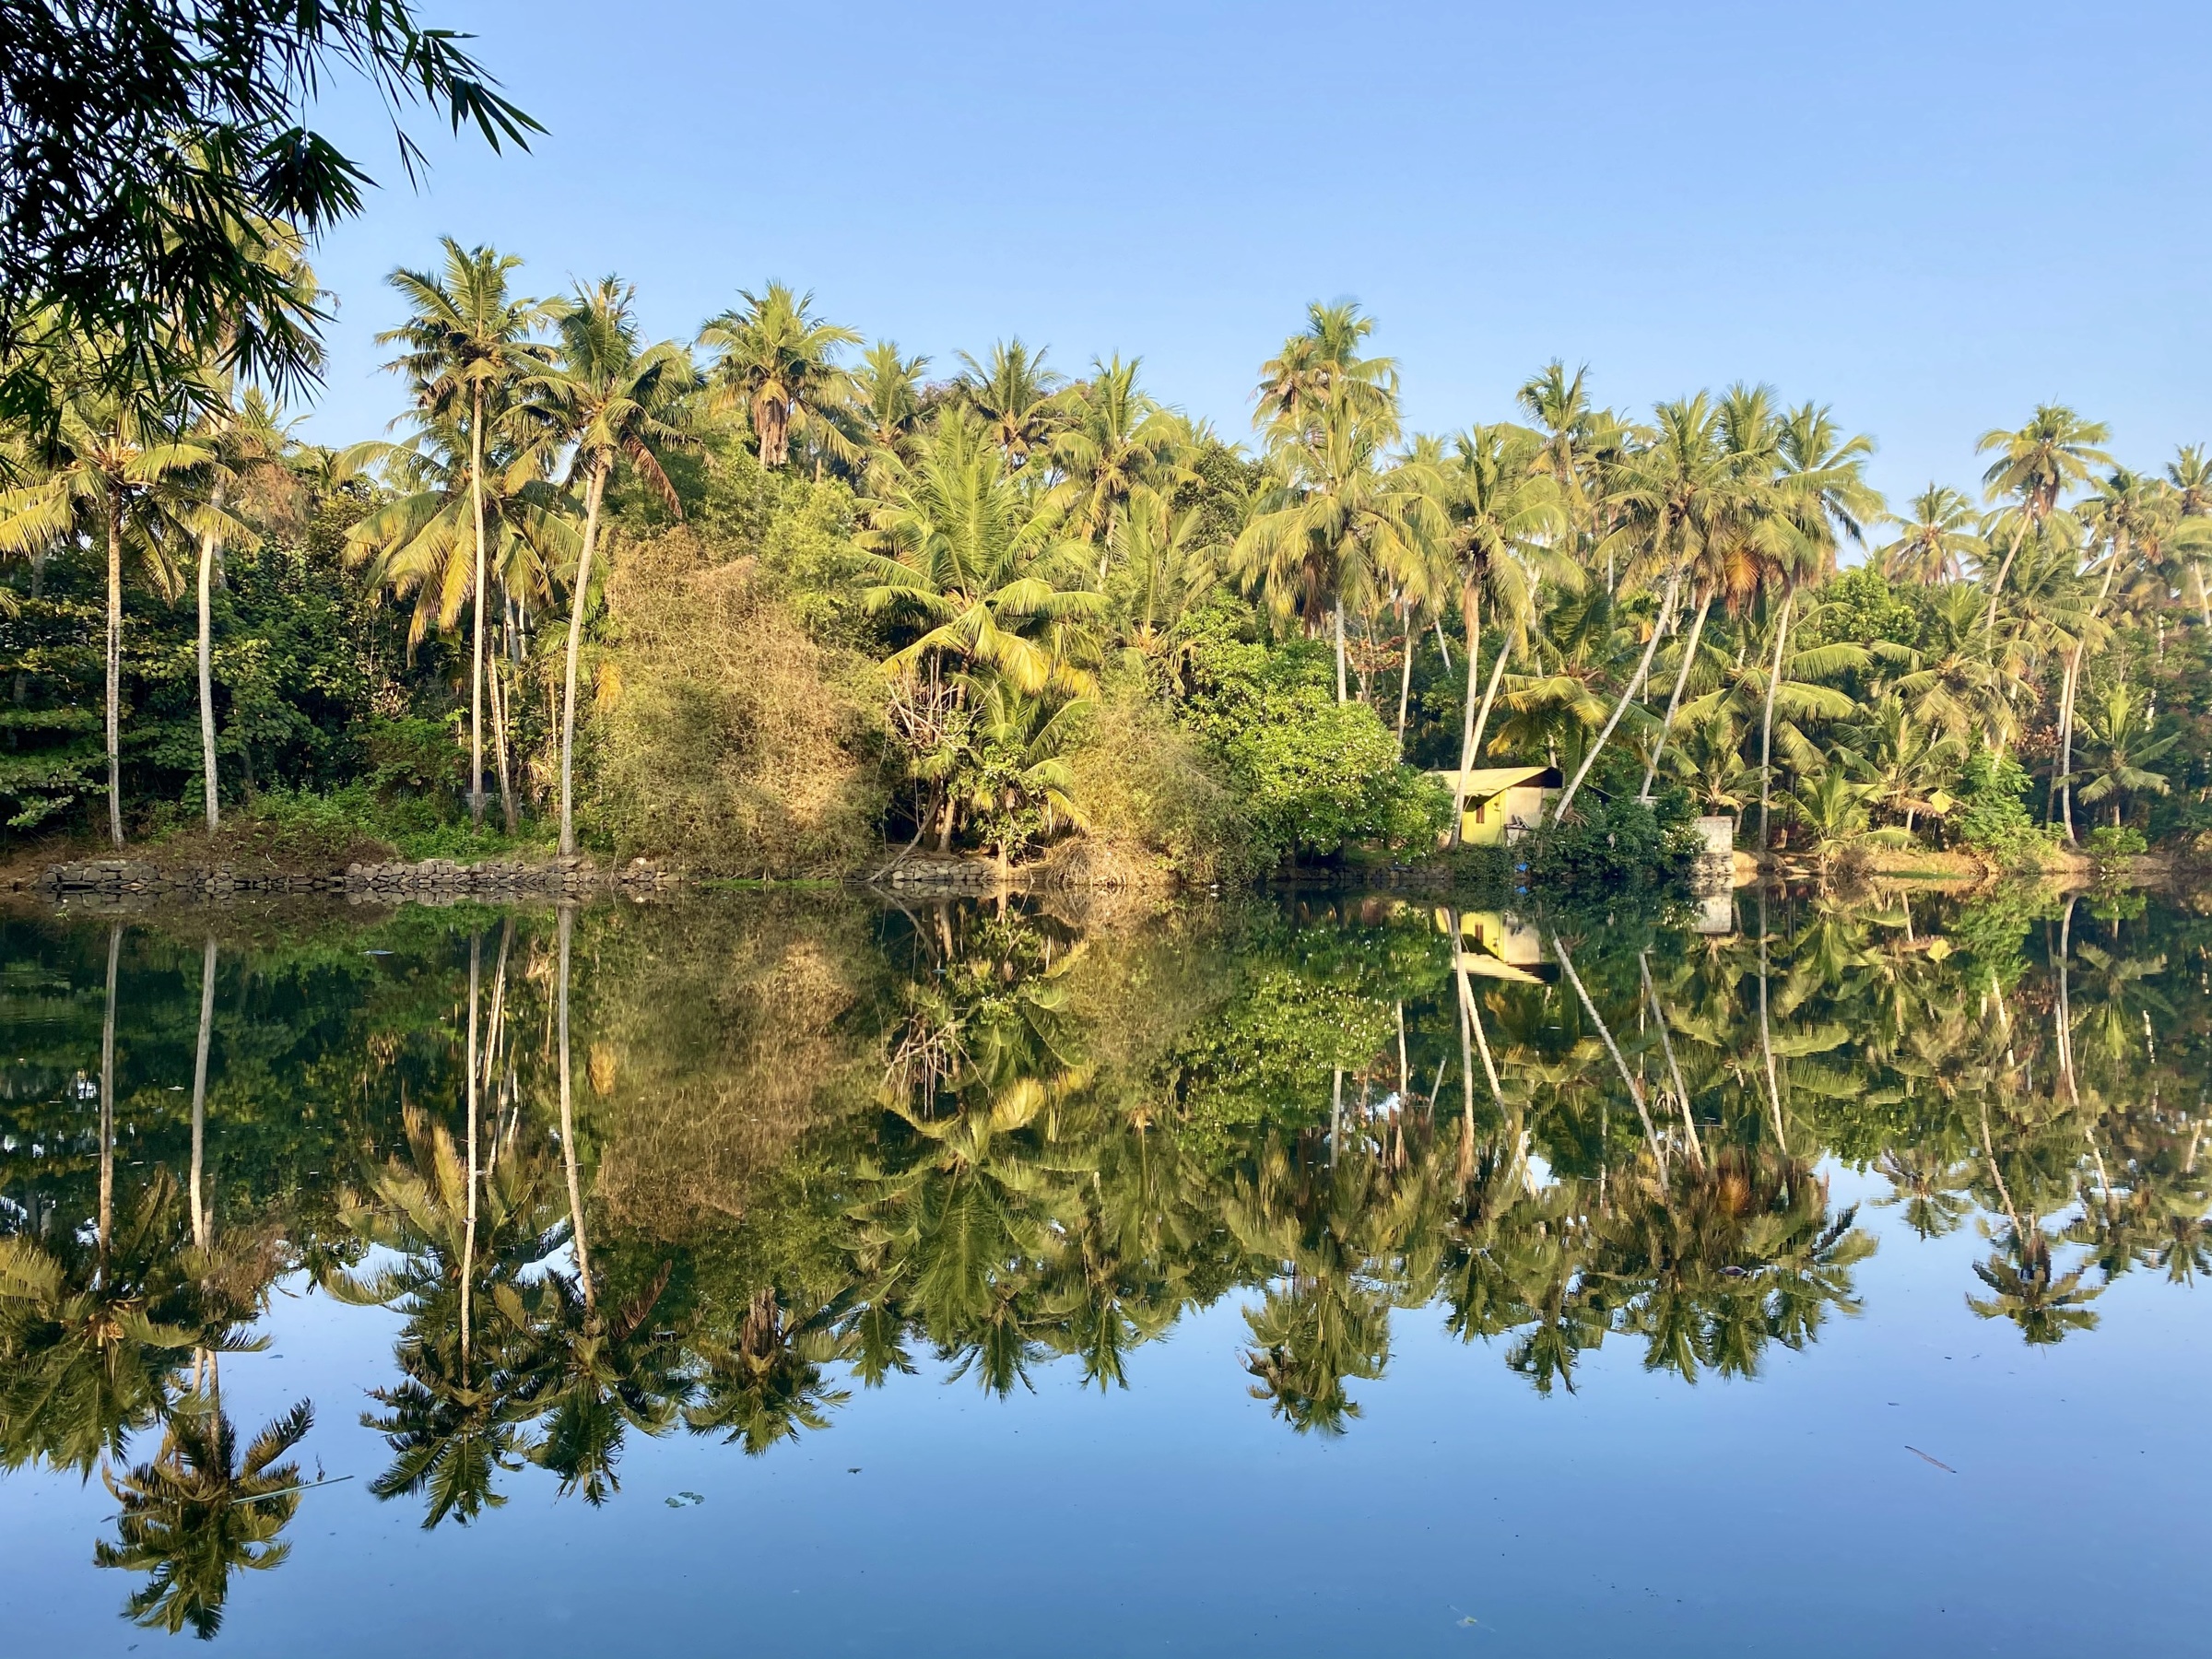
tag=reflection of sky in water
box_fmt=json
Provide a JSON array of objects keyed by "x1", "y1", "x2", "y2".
[{"x1": 0, "y1": 894, "x2": 2206, "y2": 1654}]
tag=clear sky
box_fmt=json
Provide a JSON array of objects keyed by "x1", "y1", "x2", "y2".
[{"x1": 300, "y1": 0, "x2": 2212, "y2": 518}]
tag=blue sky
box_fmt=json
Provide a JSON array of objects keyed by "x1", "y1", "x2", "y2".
[{"x1": 300, "y1": 0, "x2": 2212, "y2": 518}]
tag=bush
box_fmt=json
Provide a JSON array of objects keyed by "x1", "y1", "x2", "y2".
[
  {"x1": 2087, "y1": 823, "x2": 2147, "y2": 859},
  {"x1": 589, "y1": 529, "x2": 889, "y2": 876},
  {"x1": 1950, "y1": 748, "x2": 2059, "y2": 869},
  {"x1": 1066, "y1": 693, "x2": 1255, "y2": 884},
  {"x1": 1523, "y1": 790, "x2": 1700, "y2": 893}
]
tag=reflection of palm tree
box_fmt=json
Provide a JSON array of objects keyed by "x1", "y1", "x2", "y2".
[
  {"x1": 1873, "y1": 1147, "x2": 1975, "y2": 1239},
  {"x1": 1967, "y1": 1244, "x2": 2101, "y2": 1346},
  {"x1": 685, "y1": 1287, "x2": 850, "y2": 1455},
  {"x1": 94, "y1": 1400, "x2": 312, "y2": 1640}
]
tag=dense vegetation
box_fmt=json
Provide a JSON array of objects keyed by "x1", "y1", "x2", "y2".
[
  {"x1": 0, "y1": 883, "x2": 2205, "y2": 1630},
  {"x1": 4, "y1": 242, "x2": 2211, "y2": 881}
]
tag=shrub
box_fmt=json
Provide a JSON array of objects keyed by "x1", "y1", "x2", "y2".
[
  {"x1": 1524, "y1": 790, "x2": 1700, "y2": 893},
  {"x1": 1066, "y1": 693, "x2": 1255, "y2": 884},
  {"x1": 2087, "y1": 823, "x2": 2147, "y2": 859},
  {"x1": 1950, "y1": 748, "x2": 2058, "y2": 869},
  {"x1": 590, "y1": 529, "x2": 889, "y2": 875}
]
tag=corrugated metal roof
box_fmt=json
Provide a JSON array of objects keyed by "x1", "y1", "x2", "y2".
[{"x1": 1428, "y1": 766, "x2": 1563, "y2": 794}]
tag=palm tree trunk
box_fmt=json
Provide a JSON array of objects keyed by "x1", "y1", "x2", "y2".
[
  {"x1": 1556, "y1": 564, "x2": 1682, "y2": 825},
  {"x1": 1757, "y1": 888, "x2": 1786, "y2": 1153},
  {"x1": 2192, "y1": 561, "x2": 2212, "y2": 631},
  {"x1": 2055, "y1": 650, "x2": 2080, "y2": 843},
  {"x1": 1639, "y1": 587, "x2": 1712, "y2": 801},
  {"x1": 197, "y1": 480, "x2": 223, "y2": 831},
  {"x1": 1641, "y1": 950, "x2": 1701, "y2": 1169},
  {"x1": 463, "y1": 931, "x2": 480, "y2": 1366},
  {"x1": 559, "y1": 465, "x2": 606, "y2": 858},
  {"x1": 488, "y1": 637, "x2": 517, "y2": 834},
  {"x1": 1450, "y1": 591, "x2": 1481, "y2": 846},
  {"x1": 105, "y1": 494, "x2": 124, "y2": 849},
  {"x1": 1451, "y1": 911, "x2": 1475, "y2": 1183},
  {"x1": 191, "y1": 936, "x2": 216, "y2": 1252},
  {"x1": 1432, "y1": 615, "x2": 1453, "y2": 674},
  {"x1": 1980, "y1": 513, "x2": 2026, "y2": 651},
  {"x1": 1758, "y1": 589, "x2": 1794, "y2": 854},
  {"x1": 1394, "y1": 603, "x2": 1415, "y2": 757},
  {"x1": 1556, "y1": 935, "x2": 1665, "y2": 1182},
  {"x1": 557, "y1": 906, "x2": 594, "y2": 1313},
  {"x1": 468, "y1": 384, "x2": 488, "y2": 828},
  {"x1": 1333, "y1": 596, "x2": 1347, "y2": 704},
  {"x1": 99, "y1": 922, "x2": 120, "y2": 1273}
]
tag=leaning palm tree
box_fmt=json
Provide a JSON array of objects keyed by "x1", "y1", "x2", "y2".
[
  {"x1": 698, "y1": 281, "x2": 860, "y2": 470},
  {"x1": 1974, "y1": 405, "x2": 2111, "y2": 644},
  {"x1": 377, "y1": 240, "x2": 557, "y2": 827},
  {"x1": 523, "y1": 278, "x2": 691, "y2": 856},
  {"x1": 94, "y1": 1399, "x2": 314, "y2": 1640},
  {"x1": 0, "y1": 342, "x2": 202, "y2": 847}
]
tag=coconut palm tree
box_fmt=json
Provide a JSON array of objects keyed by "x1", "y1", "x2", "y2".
[
  {"x1": 1876, "y1": 484, "x2": 1983, "y2": 584},
  {"x1": 1254, "y1": 300, "x2": 1398, "y2": 449},
  {"x1": 2163, "y1": 443, "x2": 2212, "y2": 629},
  {"x1": 1438, "y1": 422, "x2": 1568, "y2": 837},
  {"x1": 698, "y1": 281, "x2": 860, "y2": 471},
  {"x1": 94, "y1": 1400, "x2": 313, "y2": 1639},
  {"x1": 954, "y1": 338, "x2": 1065, "y2": 469},
  {"x1": 182, "y1": 386, "x2": 301, "y2": 830},
  {"x1": 1975, "y1": 405, "x2": 2112, "y2": 644},
  {"x1": 0, "y1": 346, "x2": 203, "y2": 846},
  {"x1": 524, "y1": 278, "x2": 691, "y2": 857},
  {"x1": 2072, "y1": 683, "x2": 2176, "y2": 830},
  {"x1": 1046, "y1": 354, "x2": 1184, "y2": 566},
  {"x1": 377, "y1": 240, "x2": 557, "y2": 827},
  {"x1": 851, "y1": 340, "x2": 931, "y2": 459}
]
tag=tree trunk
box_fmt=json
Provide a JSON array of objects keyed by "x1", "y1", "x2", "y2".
[
  {"x1": 197, "y1": 479, "x2": 224, "y2": 831},
  {"x1": 1640, "y1": 587, "x2": 1712, "y2": 800},
  {"x1": 191, "y1": 935, "x2": 216, "y2": 1252},
  {"x1": 99, "y1": 922, "x2": 120, "y2": 1273},
  {"x1": 1556, "y1": 934, "x2": 1665, "y2": 1182},
  {"x1": 468, "y1": 384, "x2": 488, "y2": 828},
  {"x1": 1556, "y1": 564, "x2": 1682, "y2": 825},
  {"x1": 557, "y1": 906, "x2": 594, "y2": 1313},
  {"x1": 463, "y1": 931, "x2": 480, "y2": 1366},
  {"x1": 488, "y1": 638, "x2": 517, "y2": 834},
  {"x1": 1757, "y1": 888, "x2": 1787, "y2": 1153},
  {"x1": 1394, "y1": 603, "x2": 1415, "y2": 757},
  {"x1": 1452, "y1": 914, "x2": 1475, "y2": 1184},
  {"x1": 1980, "y1": 513, "x2": 2027, "y2": 650},
  {"x1": 1450, "y1": 590, "x2": 1481, "y2": 846},
  {"x1": 1758, "y1": 589, "x2": 1794, "y2": 854},
  {"x1": 1432, "y1": 615, "x2": 1453, "y2": 674},
  {"x1": 559, "y1": 465, "x2": 606, "y2": 858},
  {"x1": 2055, "y1": 650, "x2": 2080, "y2": 844},
  {"x1": 1333, "y1": 595, "x2": 1347, "y2": 704},
  {"x1": 105, "y1": 495, "x2": 124, "y2": 849}
]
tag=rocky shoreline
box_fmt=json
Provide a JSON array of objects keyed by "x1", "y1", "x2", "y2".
[{"x1": 19, "y1": 855, "x2": 681, "y2": 904}]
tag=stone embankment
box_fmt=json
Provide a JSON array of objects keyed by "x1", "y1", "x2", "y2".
[{"x1": 21, "y1": 856, "x2": 678, "y2": 903}]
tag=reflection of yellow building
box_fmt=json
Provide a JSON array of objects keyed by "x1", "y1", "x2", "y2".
[
  {"x1": 1430, "y1": 766, "x2": 1562, "y2": 845},
  {"x1": 1432, "y1": 908, "x2": 1552, "y2": 983}
]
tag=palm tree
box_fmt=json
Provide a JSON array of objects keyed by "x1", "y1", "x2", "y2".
[
  {"x1": 1234, "y1": 399, "x2": 1440, "y2": 704},
  {"x1": 377, "y1": 240, "x2": 557, "y2": 827},
  {"x1": 183, "y1": 386, "x2": 300, "y2": 830},
  {"x1": 1254, "y1": 300, "x2": 1398, "y2": 447},
  {"x1": 1439, "y1": 423, "x2": 1567, "y2": 837},
  {"x1": 2071, "y1": 683, "x2": 2176, "y2": 830},
  {"x1": 1046, "y1": 354, "x2": 1183, "y2": 567},
  {"x1": 1975, "y1": 405, "x2": 2111, "y2": 644},
  {"x1": 698, "y1": 281, "x2": 860, "y2": 470},
  {"x1": 94, "y1": 1400, "x2": 313, "y2": 1640},
  {"x1": 0, "y1": 347, "x2": 203, "y2": 846},
  {"x1": 851, "y1": 340, "x2": 931, "y2": 459},
  {"x1": 524, "y1": 278, "x2": 690, "y2": 857},
  {"x1": 2164, "y1": 443, "x2": 2212, "y2": 629},
  {"x1": 1876, "y1": 484, "x2": 1983, "y2": 584},
  {"x1": 955, "y1": 337, "x2": 1065, "y2": 468}
]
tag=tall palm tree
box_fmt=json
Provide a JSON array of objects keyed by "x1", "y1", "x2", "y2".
[
  {"x1": 1439, "y1": 422, "x2": 1567, "y2": 837},
  {"x1": 1975, "y1": 405, "x2": 2111, "y2": 644},
  {"x1": 377, "y1": 240, "x2": 557, "y2": 827},
  {"x1": 698, "y1": 281, "x2": 860, "y2": 470},
  {"x1": 1046, "y1": 354, "x2": 1183, "y2": 567},
  {"x1": 1254, "y1": 300, "x2": 1398, "y2": 447},
  {"x1": 0, "y1": 347, "x2": 202, "y2": 848},
  {"x1": 524, "y1": 278, "x2": 690, "y2": 857},
  {"x1": 1876, "y1": 484, "x2": 1983, "y2": 584},
  {"x1": 183, "y1": 386, "x2": 300, "y2": 830},
  {"x1": 954, "y1": 337, "x2": 1065, "y2": 469},
  {"x1": 2164, "y1": 443, "x2": 2212, "y2": 629}
]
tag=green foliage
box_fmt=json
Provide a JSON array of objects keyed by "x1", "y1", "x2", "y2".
[
  {"x1": 1179, "y1": 632, "x2": 1447, "y2": 868},
  {"x1": 2088, "y1": 823, "x2": 2147, "y2": 859},
  {"x1": 1951, "y1": 748, "x2": 2058, "y2": 868},
  {"x1": 1524, "y1": 789, "x2": 1700, "y2": 893}
]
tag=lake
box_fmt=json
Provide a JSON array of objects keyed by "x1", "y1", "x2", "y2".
[{"x1": 1, "y1": 886, "x2": 2206, "y2": 1655}]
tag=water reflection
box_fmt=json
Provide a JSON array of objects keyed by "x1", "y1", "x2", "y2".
[{"x1": 1, "y1": 883, "x2": 2208, "y2": 1636}]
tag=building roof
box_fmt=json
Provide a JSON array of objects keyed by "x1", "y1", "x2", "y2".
[{"x1": 1428, "y1": 765, "x2": 1563, "y2": 795}]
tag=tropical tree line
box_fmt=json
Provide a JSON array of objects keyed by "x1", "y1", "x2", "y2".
[{"x1": 2, "y1": 250, "x2": 2208, "y2": 873}]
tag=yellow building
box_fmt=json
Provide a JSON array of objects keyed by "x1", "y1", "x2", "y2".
[
  {"x1": 1430, "y1": 766, "x2": 1562, "y2": 845},
  {"x1": 1433, "y1": 908, "x2": 1552, "y2": 982}
]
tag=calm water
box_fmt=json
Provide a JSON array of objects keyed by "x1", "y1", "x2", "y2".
[{"x1": 1, "y1": 887, "x2": 2207, "y2": 1655}]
